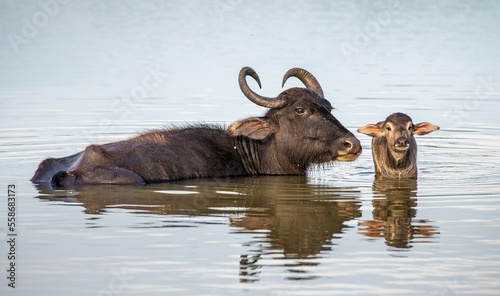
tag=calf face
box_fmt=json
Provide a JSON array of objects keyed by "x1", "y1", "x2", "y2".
[{"x1": 357, "y1": 112, "x2": 439, "y2": 179}]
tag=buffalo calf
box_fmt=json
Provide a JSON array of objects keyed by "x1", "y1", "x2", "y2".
[{"x1": 357, "y1": 112, "x2": 439, "y2": 179}]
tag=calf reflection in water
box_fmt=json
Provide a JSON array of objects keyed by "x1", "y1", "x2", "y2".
[{"x1": 358, "y1": 179, "x2": 439, "y2": 248}]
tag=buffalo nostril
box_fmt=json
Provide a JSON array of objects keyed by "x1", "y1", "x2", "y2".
[
  {"x1": 341, "y1": 137, "x2": 361, "y2": 154},
  {"x1": 342, "y1": 140, "x2": 353, "y2": 150}
]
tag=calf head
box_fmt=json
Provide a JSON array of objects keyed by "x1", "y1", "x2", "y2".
[
  {"x1": 358, "y1": 112, "x2": 439, "y2": 178},
  {"x1": 358, "y1": 112, "x2": 439, "y2": 158},
  {"x1": 228, "y1": 67, "x2": 361, "y2": 171}
]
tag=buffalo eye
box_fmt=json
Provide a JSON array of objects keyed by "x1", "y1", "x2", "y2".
[
  {"x1": 295, "y1": 107, "x2": 305, "y2": 116},
  {"x1": 408, "y1": 125, "x2": 413, "y2": 131},
  {"x1": 386, "y1": 126, "x2": 392, "y2": 131}
]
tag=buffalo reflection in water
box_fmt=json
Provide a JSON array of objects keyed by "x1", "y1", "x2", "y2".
[
  {"x1": 358, "y1": 179, "x2": 439, "y2": 248},
  {"x1": 228, "y1": 178, "x2": 361, "y2": 282},
  {"x1": 35, "y1": 176, "x2": 361, "y2": 282}
]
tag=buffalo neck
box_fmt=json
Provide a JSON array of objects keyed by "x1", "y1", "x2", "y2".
[{"x1": 232, "y1": 136, "x2": 306, "y2": 176}]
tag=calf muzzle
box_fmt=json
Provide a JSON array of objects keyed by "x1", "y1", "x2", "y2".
[{"x1": 395, "y1": 137, "x2": 410, "y2": 151}]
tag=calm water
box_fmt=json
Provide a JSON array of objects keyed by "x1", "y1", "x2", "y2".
[{"x1": 1, "y1": 1, "x2": 500, "y2": 295}]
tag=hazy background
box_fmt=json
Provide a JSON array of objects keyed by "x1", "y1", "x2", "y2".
[{"x1": 1, "y1": 1, "x2": 500, "y2": 295}]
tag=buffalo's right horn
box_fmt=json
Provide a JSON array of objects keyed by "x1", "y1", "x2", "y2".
[
  {"x1": 239, "y1": 67, "x2": 286, "y2": 109},
  {"x1": 282, "y1": 68, "x2": 325, "y2": 98}
]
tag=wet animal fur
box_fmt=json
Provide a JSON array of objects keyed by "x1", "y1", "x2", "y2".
[
  {"x1": 31, "y1": 68, "x2": 362, "y2": 186},
  {"x1": 358, "y1": 113, "x2": 439, "y2": 179}
]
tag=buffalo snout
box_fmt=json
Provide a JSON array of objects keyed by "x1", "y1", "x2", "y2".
[{"x1": 337, "y1": 135, "x2": 362, "y2": 161}]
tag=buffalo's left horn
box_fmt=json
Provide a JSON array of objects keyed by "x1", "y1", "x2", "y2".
[
  {"x1": 239, "y1": 67, "x2": 286, "y2": 109},
  {"x1": 282, "y1": 68, "x2": 325, "y2": 98}
]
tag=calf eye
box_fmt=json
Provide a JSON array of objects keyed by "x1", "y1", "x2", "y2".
[
  {"x1": 408, "y1": 125, "x2": 413, "y2": 130},
  {"x1": 295, "y1": 107, "x2": 305, "y2": 116},
  {"x1": 386, "y1": 126, "x2": 392, "y2": 131}
]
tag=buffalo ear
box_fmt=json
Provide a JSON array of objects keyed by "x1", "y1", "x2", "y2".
[
  {"x1": 414, "y1": 122, "x2": 440, "y2": 135},
  {"x1": 357, "y1": 124, "x2": 383, "y2": 137},
  {"x1": 227, "y1": 117, "x2": 274, "y2": 140}
]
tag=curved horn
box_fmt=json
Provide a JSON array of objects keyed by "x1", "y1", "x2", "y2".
[
  {"x1": 282, "y1": 68, "x2": 325, "y2": 98},
  {"x1": 239, "y1": 67, "x2": 286, "y2": 109}
]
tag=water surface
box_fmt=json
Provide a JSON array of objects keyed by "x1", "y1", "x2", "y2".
[{"x1": 1, "y1": 1, "x2": 500, "y2": 295}]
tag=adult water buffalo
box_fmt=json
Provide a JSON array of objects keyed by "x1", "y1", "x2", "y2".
[
  {"x1": 31, "y1": 67, "x2": 362, "y2": 186},
  {"x1": 357, "y1": 112, "x2": 439, "y2": 179}
]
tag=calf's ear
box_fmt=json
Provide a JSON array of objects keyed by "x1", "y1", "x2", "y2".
[
  {"x1": 414, "y1": 122, "x2": 440, "y2": 135},
  {"x1": 357, "y1": 124, "x2": 383, "y2": 137},
  {"x1": 227, "y1": 117, "x2": 274, "y2": 140}
]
